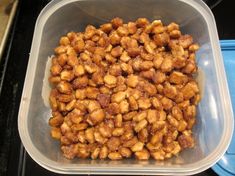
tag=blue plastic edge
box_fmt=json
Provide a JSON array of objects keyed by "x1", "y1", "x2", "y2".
[
  {"x1": 211, "y1": 40, "x2": 235, "y2": 176},
  {"x1": 212, "y1": 164, "x2": 234, "y2": 176},
  {"x1": 219, "y1": 40, "x2": 235, "y2": 50}
]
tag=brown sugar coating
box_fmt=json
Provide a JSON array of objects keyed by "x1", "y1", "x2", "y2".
[{"x1": 48, "y1": 17, "x2": 200, "y2": 160}]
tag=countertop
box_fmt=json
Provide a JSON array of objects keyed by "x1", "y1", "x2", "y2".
[{"x1": 0, "y1": 0, "x2": 234, "y2": 175}]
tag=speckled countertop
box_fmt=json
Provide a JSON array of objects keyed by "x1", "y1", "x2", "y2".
[
  {"x1": 0, "y1": 0, "x2": 12, "y2": 42},
  {"x1": 0, "y1": 0, "x2": 18, "y2": 60}
]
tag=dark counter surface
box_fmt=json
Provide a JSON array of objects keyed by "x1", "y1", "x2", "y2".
[{"x1": 0, "y1": 0, "x2": 234, "y2": 175}]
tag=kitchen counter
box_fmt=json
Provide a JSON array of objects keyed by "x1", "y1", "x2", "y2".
[
  {"x1": 0, "y1": 0, "x2": 18, "y2": 60},
  {"x1": 0, "y1": 0, "x2": 234, "y2": 175}
]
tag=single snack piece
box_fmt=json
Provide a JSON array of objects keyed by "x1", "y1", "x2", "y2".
[{"x1": 48, "y1": 17, "x2": 200, "y2": 161}]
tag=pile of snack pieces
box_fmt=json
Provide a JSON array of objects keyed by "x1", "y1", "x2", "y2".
[{"x1": 48, "y1": 17, "x2": 200, "y2": 160}]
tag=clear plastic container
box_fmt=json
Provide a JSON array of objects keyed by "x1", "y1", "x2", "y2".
[{"x1": 18, "y1": 0, "x2": 234, "y2": 175}]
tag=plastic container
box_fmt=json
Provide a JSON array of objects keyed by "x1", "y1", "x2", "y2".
[{"x1": 18, "y1": 0, "x2": 234, "y2": 175}]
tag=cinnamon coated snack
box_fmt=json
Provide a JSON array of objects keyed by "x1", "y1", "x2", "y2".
[{"x1": 48, "y1": 17, "x2": 200, "y2": 160}]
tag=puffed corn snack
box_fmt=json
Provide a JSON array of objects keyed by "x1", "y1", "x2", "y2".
[{"x1": 49, "y1": 17, "x2": 200, "y2": 160}]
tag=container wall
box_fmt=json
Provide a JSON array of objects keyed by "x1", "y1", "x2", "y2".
[{"x1": 26, "y1": 0, "x2": 223, "y2": 169}]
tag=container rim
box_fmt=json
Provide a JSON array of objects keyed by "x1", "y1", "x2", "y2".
[{"x1": 18, "y1": 0, "x2": 234, "y2": 175}]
